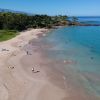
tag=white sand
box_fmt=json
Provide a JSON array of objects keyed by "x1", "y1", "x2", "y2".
[{"x1": 0, "y1": 29, "x2": 66, "y2": 100}]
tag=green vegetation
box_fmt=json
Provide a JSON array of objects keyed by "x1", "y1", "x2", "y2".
[
  {"x1": 0, "y1": 30, "x2": 18, "y2": 41},
  {"x1": 71, "y1": 16, "x2": 79, "y2": 25},
  {"x1": 0, "y1": 12, "x2": 69, "y2": 41},
  {"x1": 0, "y1": 12, "x2": 68, "y2": 31},
  {"x1": 0, "y1": 11, "x2": 80, "y2": 41}
]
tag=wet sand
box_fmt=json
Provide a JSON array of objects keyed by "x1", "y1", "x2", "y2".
[
  {"x1": 0, "y1": 28, "x2": 66, "y2": 100},
  {"x1": 0, "y1": 28, "x2": 100, "y2": 100},
  {"x1": 23, "y1": 34, "x2": 100, "y2": 100}
]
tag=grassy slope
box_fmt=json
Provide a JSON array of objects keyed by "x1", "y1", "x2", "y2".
[{"x1": 0, "y1": 30, "x2": 19, "y2": 41}]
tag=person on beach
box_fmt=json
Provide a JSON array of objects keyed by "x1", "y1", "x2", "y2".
[
  {"x1": 26, "y1": 51, "x2": 29, "y2": 55},
  {"x1": 32, "y1": 67, "x2": 40, "y2": 73},
  {"x1": 32, "y1": 67, "x2": 34, "y2": 72},
  {"x1": 26, "y1": 51, "x2": 32, "y2": 55}
]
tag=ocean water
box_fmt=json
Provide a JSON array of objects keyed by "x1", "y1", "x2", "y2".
[
  {"x1": 39, "y1": 26, "x2": 100, "y2": 99},
  {"x1": 78, "y1": 16, "x2": 100, "y2": 24},
  {"x1": 69, "y1": 16, "x2": 100, "y2": 24},
  {"x1": 28, "y1": 17, "x2": 100, "y2": 99}
]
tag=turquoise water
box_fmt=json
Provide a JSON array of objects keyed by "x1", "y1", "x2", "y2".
[
  {"x1": 78, "y1": 16, "x2": 100, "y2": 24},
  {"x1": 42, "y1": 26, "x2": 100, "y2": 98}
]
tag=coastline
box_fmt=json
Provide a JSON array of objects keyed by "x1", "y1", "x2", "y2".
[{"x1": 0, "y1": 28, "x2": 66, "y2": 100}]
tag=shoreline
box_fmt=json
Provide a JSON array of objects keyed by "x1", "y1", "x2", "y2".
[{"x1": 0, "y1": 28, "x2": 67, "y2": 100}]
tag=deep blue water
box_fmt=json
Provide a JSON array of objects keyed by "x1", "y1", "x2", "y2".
[
  {"x1": 69, "y1": 16, "x2": 100, "y2": 24},
  {"x1": 78, "y1": 16, "x2": 100, "y2": 24},
  {"x1": 42, "y1": 25, "x2": 100, "y2": 99}
]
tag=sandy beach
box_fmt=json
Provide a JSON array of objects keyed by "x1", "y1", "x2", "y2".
[{"x1": 0, "y1": 29, "x2": 67, "y2": 100}]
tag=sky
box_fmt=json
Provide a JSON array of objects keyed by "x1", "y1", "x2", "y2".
[{"x1": 0, "y1": 0, "x2": 100, "y2": 16}]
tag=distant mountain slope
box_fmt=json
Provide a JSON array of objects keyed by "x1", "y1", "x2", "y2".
[{"x1": 0, "y1": 8, "x2": 33, "y2": 15}]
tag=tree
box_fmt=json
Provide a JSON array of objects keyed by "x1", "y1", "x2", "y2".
[
  {"x1": 71, "y1": 16, "x2": 78, "y2": 25},
  {"x1": 0, "y1": 11, "x2": 69, "y2": 30}
]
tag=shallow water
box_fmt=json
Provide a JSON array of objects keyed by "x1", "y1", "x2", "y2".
[{"x1": 26, "y1": 26, "x2": 100, "y2": 99}]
